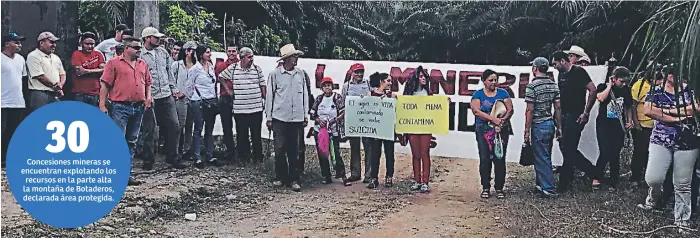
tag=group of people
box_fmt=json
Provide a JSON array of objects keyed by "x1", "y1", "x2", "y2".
[
  {"x1": 472, "y1": 45, "x2": 699, "y2": 231},
  {"x1": 2, "y1": 25, "x2": 699, "y2": 231}
]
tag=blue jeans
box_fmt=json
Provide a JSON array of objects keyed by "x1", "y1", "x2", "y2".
[
  {"x1": 109, "y1": 102, "x2": 145, "y2": 159},
  {"x1": 190, "y1": 99, "x2": 217, "y2": 161},
  {"x1": 532, "y1": 120, "x2": 556, "y2": 193},
  {"x1": 75, "y1": 93, "x2": 99, "y2": 107}
]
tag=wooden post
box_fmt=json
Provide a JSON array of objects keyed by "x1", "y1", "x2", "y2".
[{"x1": 133, "y1": 0, "x2": 159, "y2": 38}]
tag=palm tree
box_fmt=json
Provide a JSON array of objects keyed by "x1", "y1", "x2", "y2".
[{"x1": 624, "y1": 1, "x2": 699, "y2": 100}]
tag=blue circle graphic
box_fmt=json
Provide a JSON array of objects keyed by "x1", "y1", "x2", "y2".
[{"x1": 6, "y1": 101, "x2": 131, "y2": 228}]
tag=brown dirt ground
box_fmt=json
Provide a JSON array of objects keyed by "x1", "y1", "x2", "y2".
[{"x1": 1, "y1": 144, "x2": 504, "y2": 238}]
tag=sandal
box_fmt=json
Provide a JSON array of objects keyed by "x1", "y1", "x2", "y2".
[
  {"x1": 480, "y1": 189, "x2": 490, "y2": 199},
  {"x1": 496, "y1": 190, "x2": 505, "y2": 199}
]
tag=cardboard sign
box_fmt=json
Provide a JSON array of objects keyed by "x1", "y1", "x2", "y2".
[
  {"x1": 395, "y1": 95, "x2": 450, "y2": 134},
  {"x1": 344, "y1": 96, "x2": 396, "y2": 140}
]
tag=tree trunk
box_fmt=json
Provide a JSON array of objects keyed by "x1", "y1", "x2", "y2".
[{"x1": 134, "y1": 0, "x2": 159, "y2": 38}]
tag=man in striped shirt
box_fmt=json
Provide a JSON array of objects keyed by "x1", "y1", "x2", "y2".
[
  {"x1": 218, "y1": 47, "x2": 266, "y2": 163},
  {"x1": 524, "y1": 57, "x2": 562, "y2": 197}
]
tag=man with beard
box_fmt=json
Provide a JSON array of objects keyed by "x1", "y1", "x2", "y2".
[
  {"x1": 265, "y1": 44, "x2": 310, "y2": 192},
  {"x1": 551, "y1": 50, "x2": 600, "y2": 193},
  {"x1": 1, "y1": 32, "x2": 27, "y2": 167},
  {"x1": 71, "y1": 32, "x2": 105, "y2": 107},
  {"x1": 26, "y1": 32, "x2": 65, "y2": 113},
  {"x1": 138, "y1": 27, "x2": 185, "y2": 170},
  {"x1": 99, "y1": 37, "x2": 152, "y2": 186}
]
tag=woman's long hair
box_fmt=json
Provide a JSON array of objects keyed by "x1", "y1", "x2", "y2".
[
  {"x1": 195, "y1": 45, "x2": 211, "y2": 65},
  {"x1": 369, "y1": 72, "x2": 389, "y2": 88},
  {"x1": 177, "y1": 47, "x2": 197, "y2": 65},
  {"x1": 403, "y1": 65, "x2": 431, "y2": 95}
]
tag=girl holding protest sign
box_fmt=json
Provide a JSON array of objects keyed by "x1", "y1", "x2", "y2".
[
  {"x1": 471, "y1": 69, "x2": 513, "y2": 199},
  {"x1": 310, "y1": 77, "x2": 351, "y2": 186},
  {"x1": 365, "y1": 72, "x2": 398, "y2": 189},
  {"x1": 402, "y1": 66, "x2": 436, "y2": 193}
]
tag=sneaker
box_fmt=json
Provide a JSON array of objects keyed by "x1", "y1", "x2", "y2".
[
  {"x1": 362, "y1": 177, "x2": 371, "y2": 184},
  {"x1": 208, "y1": 157, "x2": 219, "y2": 166},
  {"x1": 420, "y1": 183, "x2": 431, "y2": 193},
  {"x1": 342, "y1": 178, "x2": 352, "y2": 186},
  {"x1": 290, "y1": 182, "x2": 301, "y2": 192},
  {"x1": 637, "y1": 202, "x2": 655, "y2": 211},
  {"x1": 347, "y1": 176, "x2": 361, "y2": 182},
  {"x1": 366, "y1": 179, "x2": 378, "y2": 189},
  {"x1": 541, "y1": 190, "x2": 558, "y2": 198},
  {"x1": 194, "y1": 159, "x2": 205, "y2": 169},
  {"x1": 410, "y1": 182, "x2": 423, "y2": 191},
  {"x1": 384, "y1": 177, "x2": 393, "y2": 187},
  {"x1": 272, "y1": 180, "x2": 284, "y2": 187}
]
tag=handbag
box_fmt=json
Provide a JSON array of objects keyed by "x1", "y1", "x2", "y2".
[
  {"x1": 317, "y1": 126, "x2": 331, "y2": 158},
  {"x1": 494, "y1": 133, "x2": 504, "y2": 160},
  {"x1": 194, "y1": 63, "x2": 219, "y2": 111},
  {"x1": 519, "y1": 143, "x2": 534, "y2": 166}
]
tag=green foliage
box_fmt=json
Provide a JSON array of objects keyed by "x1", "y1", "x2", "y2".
[
  {"x1": 332, "y1": 46, "x2": 360, "y2": 60},
  {"x1": 161, "y1": 3, "x2": 221, "y2": 51},
  {"x1": 78, "y1": 0, "x2": 128, "y2": 41}
]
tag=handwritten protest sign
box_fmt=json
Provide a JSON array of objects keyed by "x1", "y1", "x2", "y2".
[
  {"x1": 395, "y1": 95, "x2": 450, "y2": 134},
  {"x1": 344, "y1": 96, "x2": 397, "y2": 140}
]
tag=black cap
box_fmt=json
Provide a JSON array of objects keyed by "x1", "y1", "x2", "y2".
[
  {"x1": 115, "y1": 24, "x2": 129, "y2": 32},
  {"x1": 3, "y1": 32, "x2": 26, "y2": 43}
]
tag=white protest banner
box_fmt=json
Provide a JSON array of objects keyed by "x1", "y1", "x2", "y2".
[
  {"x1": 343, "y1": 96, "x2": 397, "y2": 140},
  {"x1": 209, "y1": 52, "x2": 607, "y2": 166}
]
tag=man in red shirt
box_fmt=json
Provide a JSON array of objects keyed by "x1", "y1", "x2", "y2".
[
  {"x1": 99, "y1": 36, "x2": 152, "y2": 186},
  {"x1": 71, "y1": 32, "x2": 105, "y2": 107},
  {"x1": 214, "y1": 43, "x2": 240, "y2": 161}
]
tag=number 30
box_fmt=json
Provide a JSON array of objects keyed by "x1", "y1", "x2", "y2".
[{"x1": 45, "y1": 121, "x2": 89, "y2": 153}]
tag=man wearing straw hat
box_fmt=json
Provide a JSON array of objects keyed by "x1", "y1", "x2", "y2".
[{"x1": 264, "y1": 44, "x2": 310, "y2": 192}]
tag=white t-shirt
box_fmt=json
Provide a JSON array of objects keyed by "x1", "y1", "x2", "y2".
[
  {"x1": 95, "y1": 38, "x2": 120, "y2": 62},
  {"x1": 1, "y1": 53, "x2": 27, "y2": 108},
  {"x1": 316, "y1": 94, "x2": 339, "y2": 136},
  {"x1": 414, "y1": 88, "x2": 428, "y2": 95}
]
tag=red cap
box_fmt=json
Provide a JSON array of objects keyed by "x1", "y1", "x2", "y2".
[
  {"x1": 349, "y1": 63, "x2": 364, "y2": 72},
  {"x1": 321, "y1": 77, "x2": 333, "y2": 84}
]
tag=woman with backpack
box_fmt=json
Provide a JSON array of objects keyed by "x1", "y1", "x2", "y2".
[{"x1": 310, "y1": 77, "x2": 351, "y2": 186}]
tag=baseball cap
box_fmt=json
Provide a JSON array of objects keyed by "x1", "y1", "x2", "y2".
[
  {"x1": 141, "y1": 27, "x2": 165, "y2": 38},
  {"x1": 530, "y1": 57, "x2": 549, "y2": 67},
  {"x1": 3, "y1": 32, "x2": 26, "y2": 43},
  {"x1": 350, "y1": 63, "x2": 365, "y2": 72},
  {"x1": 321, "y1": 77, "x2": 334, "y2": 84},
  {"x1": 37, "y1": 32, "x2": 59, "y2": 41}
]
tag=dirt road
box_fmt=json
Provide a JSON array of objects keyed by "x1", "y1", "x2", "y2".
[{"x1": 2, "y1": 150, "x2": 504, "y2": 238}]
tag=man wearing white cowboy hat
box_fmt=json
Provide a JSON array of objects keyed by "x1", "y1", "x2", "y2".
[
  {"x1": 264, "y1": 44, "x2": 311, "y2": 192},
  {"x1": 564, "y1": 45, "x2": 589, "y2": 65}
]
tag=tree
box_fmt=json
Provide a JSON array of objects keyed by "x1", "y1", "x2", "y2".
[{"x1": 161, "y1": 3, "x2": 221, "y2": 51}]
